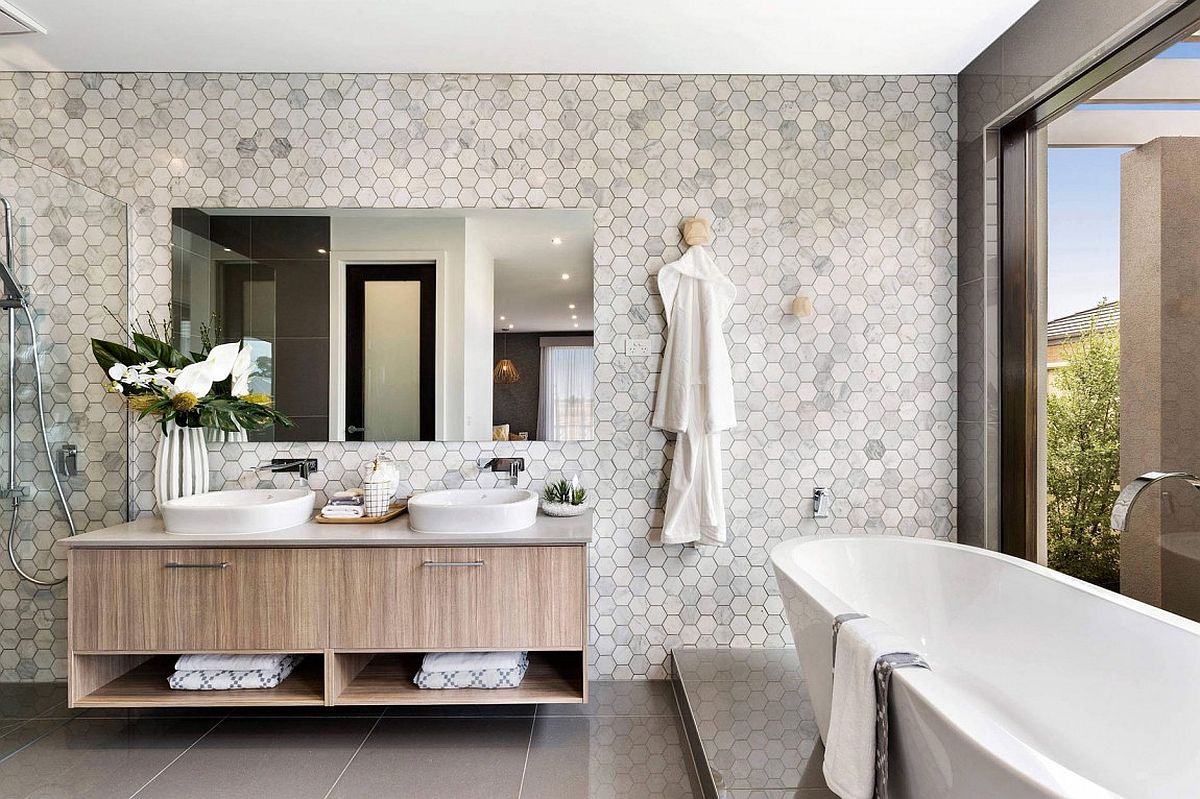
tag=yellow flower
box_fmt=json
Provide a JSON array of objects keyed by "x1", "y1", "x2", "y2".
[
  {"x1": 127, "y1": 395, "x2": 158, "y2": 412},
  {"x1": 171, "y1": 392, "x2": 198, "y2": 413},
  {"x1": 243, "y1": 393, "x2": 273, "y2": 406}
]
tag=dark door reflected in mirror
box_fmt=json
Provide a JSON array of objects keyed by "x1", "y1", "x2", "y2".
[{"x1": 344, "y1": 263, "x2": 436, "y2": 442}]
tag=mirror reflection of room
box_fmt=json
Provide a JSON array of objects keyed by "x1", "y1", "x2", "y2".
[{"x1": 170, "y1": 208, "x2": 594, "y2": 443}]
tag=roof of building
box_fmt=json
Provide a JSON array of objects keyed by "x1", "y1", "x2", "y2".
[{"x1": 1047, "y1": 301, "x2": 1119, "y2": 343}]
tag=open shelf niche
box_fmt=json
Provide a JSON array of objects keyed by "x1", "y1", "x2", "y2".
[
  {"x1": 70, "y1": 653, "x2": 327, "y2": 707},
  {"x1": 329, "y1": 650, "x2": 587, "y2": 705}
]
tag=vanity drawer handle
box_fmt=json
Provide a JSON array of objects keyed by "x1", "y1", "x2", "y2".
[
  {"x1": 164, "y1": 561, "x2": 231, "y2": 570},
  {"x1": 421, "y1": 560, "x2": 484, "y2": 568}
]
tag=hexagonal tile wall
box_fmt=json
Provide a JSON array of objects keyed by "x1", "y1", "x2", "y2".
[
  {"x1": 0, "y1": 153, "x2": 128, "y2": 681},
  {"x1": 0, "y1": 73, "x2": 956, "y2": 681}
]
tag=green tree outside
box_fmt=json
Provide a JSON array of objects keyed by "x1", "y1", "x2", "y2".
[{"x1": 1046, "y1": 321, "x2": 1121, "y2": 591}]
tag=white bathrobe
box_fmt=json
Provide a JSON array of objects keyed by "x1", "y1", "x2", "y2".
[{"x1": 652, "y1": 245, "x2": 736, "y2": 546}]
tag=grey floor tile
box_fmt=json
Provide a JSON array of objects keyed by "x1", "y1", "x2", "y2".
[
  {"x1": 539, "y1": 679, "x2": 679, "y2": 717},
  {"x1": 521, "y1": 715, "x2": 696, "y2": 799},
  {"x1": 0, "y1": 682, "x2": 67, "y2": 720},
  {"x1": 224, "y1": 705, "x2": 386, "y2": 718},
  {"x1": 136, "y1": 717, "x2": 375, "y2": 799},
  {"x1": 0, "y1": 717, "x2": 71, "y2": 761},
  {"x1": 328, "y1": 716, "x2": 531, "y2": 799},
  {"x1": 79, "y1": 706, "x2": 231, "y2": 720},
  {"x1": 383, "y1": 702, "x2": 536, "y2": 718},
  {"x1": 0, "y1": 717, "x2": 214, "y2": 798}
]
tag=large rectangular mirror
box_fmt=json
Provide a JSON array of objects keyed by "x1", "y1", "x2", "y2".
[{"x1": 171, "y1": 208, "x2": 594, "y2": 443}]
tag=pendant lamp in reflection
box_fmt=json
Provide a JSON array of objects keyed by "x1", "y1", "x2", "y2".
[{"x1": 493, "y1": 330, "x2": 520, "y2": 384}]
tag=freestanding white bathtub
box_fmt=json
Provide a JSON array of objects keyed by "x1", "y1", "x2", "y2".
[{"x1": 771, "y1": 535, "x2": 1200, "y2": 799}]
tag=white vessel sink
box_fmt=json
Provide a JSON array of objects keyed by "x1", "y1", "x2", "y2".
[
  {"x1": 407, "y1": 488, "x2": 538, "y2": 534},
  {"x1": 162, "y1": 488, "x2": 316, "y2": 535}
]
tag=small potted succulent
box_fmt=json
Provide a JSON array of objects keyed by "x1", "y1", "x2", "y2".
[{"x1": 541, "y1": 476, "x2": 590, "y2": 517}]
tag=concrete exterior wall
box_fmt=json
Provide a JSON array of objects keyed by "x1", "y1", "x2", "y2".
[{"x1": 1119, "y1": 137, "x2": 1200, "y2": 615}]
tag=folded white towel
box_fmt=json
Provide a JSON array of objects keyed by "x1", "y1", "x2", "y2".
[
  {"x1": 174, "y1": 653, "x2": 291, "y2": 672},
  {"x1": 823, "y1": 618, "x2": 916, "y2": 799},
  {"x1": 415, "y1": 652, "x2": 529, "y2": 690},
  {"x1": 321, "y1": 505, "x2": 364, "y2": 518},
  {"x1": 169, "y1": 655, "x2": 303, "y2": 691},
  {"x1": 420, "y1": 651, "x2": 525, "y2": 674}
]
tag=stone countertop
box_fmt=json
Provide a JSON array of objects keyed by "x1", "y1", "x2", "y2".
[{"x1": 62, "y1": 510, "x2": 593, "y2": 548}]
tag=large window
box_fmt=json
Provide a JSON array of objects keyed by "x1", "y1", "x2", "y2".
[{"x1": 1001, "y1": 11, "x2": 1200, "y2": 622}]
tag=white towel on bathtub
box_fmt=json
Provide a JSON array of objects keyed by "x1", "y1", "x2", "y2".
[{"x1": 823, "y1": 617, "x2": 915, "y2": 799}]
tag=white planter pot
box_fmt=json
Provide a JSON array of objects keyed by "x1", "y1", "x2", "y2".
[{"x1": 154, "y1": 421, "x2": 210, "y2": 510}]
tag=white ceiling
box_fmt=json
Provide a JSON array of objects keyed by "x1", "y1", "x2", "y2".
[{"x1": 0, "y1": 0, "x2": 1038, "y2": 74}]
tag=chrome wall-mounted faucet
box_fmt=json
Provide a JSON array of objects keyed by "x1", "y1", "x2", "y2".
[
  {"x1": 813, "y1": 486, "x2": 830, "y2": 519},
  {"x1": 478, "y1": 457, "x2": 525, "y2": 487},
  {"x1": 1111, "y1": 471, "x2": 1200, "y2": 531},
  {"x1": 253, "y1": 457, "x2": 319, "y2": 481}
]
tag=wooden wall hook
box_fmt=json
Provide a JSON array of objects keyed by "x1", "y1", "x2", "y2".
[{"x1": 682, "y1": 218, "x2": 711, "y2": 246}]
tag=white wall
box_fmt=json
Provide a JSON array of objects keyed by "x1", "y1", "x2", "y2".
[{"x1": 463, "y1": 219, "x2": 495, "y2": 441}]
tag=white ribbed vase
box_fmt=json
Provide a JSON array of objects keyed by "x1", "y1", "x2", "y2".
[{"x1": 154, "y1": 421, "x2": 210, "y2": 510}]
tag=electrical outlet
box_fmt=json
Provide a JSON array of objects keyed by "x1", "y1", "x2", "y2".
[{"x1": 625, "y1": 337, "x2": 652, "y2": 357}]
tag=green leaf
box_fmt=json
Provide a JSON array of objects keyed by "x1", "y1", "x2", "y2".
[
  {"x1": 132, "y1": 332, "x2": 189, "y2": 368},
  {"x1": 91, "y1": 339, "x2": 144, "y2": 374}
]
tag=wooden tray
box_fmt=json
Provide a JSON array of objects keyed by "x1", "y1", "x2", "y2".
[{"x1": 316, "y1": 500, "x2": 407, "y2": 524}]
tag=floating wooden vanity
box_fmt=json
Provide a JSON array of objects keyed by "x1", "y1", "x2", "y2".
[{"x1": 64, "y1": 513, "x2": 591, "y2": 708}]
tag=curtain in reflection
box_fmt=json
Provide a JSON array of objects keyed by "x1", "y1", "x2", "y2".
[{"x1": 537, "y1": 344, "x2": 593, "y2": 440}]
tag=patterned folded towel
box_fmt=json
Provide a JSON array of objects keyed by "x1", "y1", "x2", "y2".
[
  {"x1": 174, "y1": 653, "x2": 290, "y2": 672},
  {"x1": 168, "y1": 654, "x2": 303, "y2": 691},
  {"x1": 414, "y1": 652, "x2": 529, "y2": 690},
  {"x1": 420, "y1": 651, "x2": 525, "y2": 673}
]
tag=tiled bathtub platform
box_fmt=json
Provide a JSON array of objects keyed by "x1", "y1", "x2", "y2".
[{"x1": 672, "y1": 648, "x2": 836, "y2": 799}]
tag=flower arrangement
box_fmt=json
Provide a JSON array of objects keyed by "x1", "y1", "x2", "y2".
[
  {"x1": 541, "y1": 476, "x2": 589, "y2": 517},
  {"x1": 92, "y1": 317, "x2": 293, "y2": 434}
]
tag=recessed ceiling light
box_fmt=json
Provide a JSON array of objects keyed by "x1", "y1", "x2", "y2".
[
  {"x1": 223, "y1": 247, "x2": 231, "y2": 252},
  {"x1": 568, "y1": 303, "x2": 575, "y2": 309},
  {"x1": 317, "y1": 248, "x2": 327, "y2": 254},
  {"x1": 551, "y1": 237, "x2": 563, "y2": 245},
  {"x1": 561, "y1": 273, "x2": 570, "y2": 280},
  {"x1": 499, "y1": 315, "x2": 506, "y2": 321},
  {"x1": 573, "y1": 323, "x2": 579, "y2": 328},
  {"x1": 571, "y1": 314, "x2": 577, "y2": 320},
  {"x1": 508, "y1": 324, "x2": 515, "y2": 330}
]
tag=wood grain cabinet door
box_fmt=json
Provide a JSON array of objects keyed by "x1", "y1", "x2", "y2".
[
  {"x1": 70, "y1": 548, "x2": 328, "y2": 652},
  {"x1": 332, "y1": 546, "x2": 585, "y2": 650}
]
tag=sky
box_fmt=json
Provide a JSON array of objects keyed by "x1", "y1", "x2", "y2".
[
  {"x1": 1045, "y1": 42, "x2": 1200, "y2": 322},
  {"x1": 1046, "y1": 146, "x2": 1126, "y2": 321}
]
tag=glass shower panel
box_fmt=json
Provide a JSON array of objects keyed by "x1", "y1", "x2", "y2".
[{"x1": 0, "y1": 152, "x2": 128, "y2": 681}]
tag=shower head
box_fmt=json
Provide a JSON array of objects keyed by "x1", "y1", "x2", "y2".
[{"x1": 0, "y1": 196, "x2": 27, "y2": 307}]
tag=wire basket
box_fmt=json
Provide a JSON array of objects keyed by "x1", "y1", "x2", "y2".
[{"x1": 363, "y1": 481, "x2": 394, "y2": 517}]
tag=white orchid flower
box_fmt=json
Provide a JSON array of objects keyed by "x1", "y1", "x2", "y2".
[
  {"x1": 230, "y1": 345, "x2": 253, "y2": 397},
  {"x1": 108, "y1": 362, "x2": 160, "y2": 388},
  {"x1": 171, "y1": 361, "x2": 214, "y2": 399},
  {"x1": 200, "y1": 342, "x2": 241, "y2": 382},
  {"x1": 168, "y1": 342, "x2": 241, "y2": 399}
]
